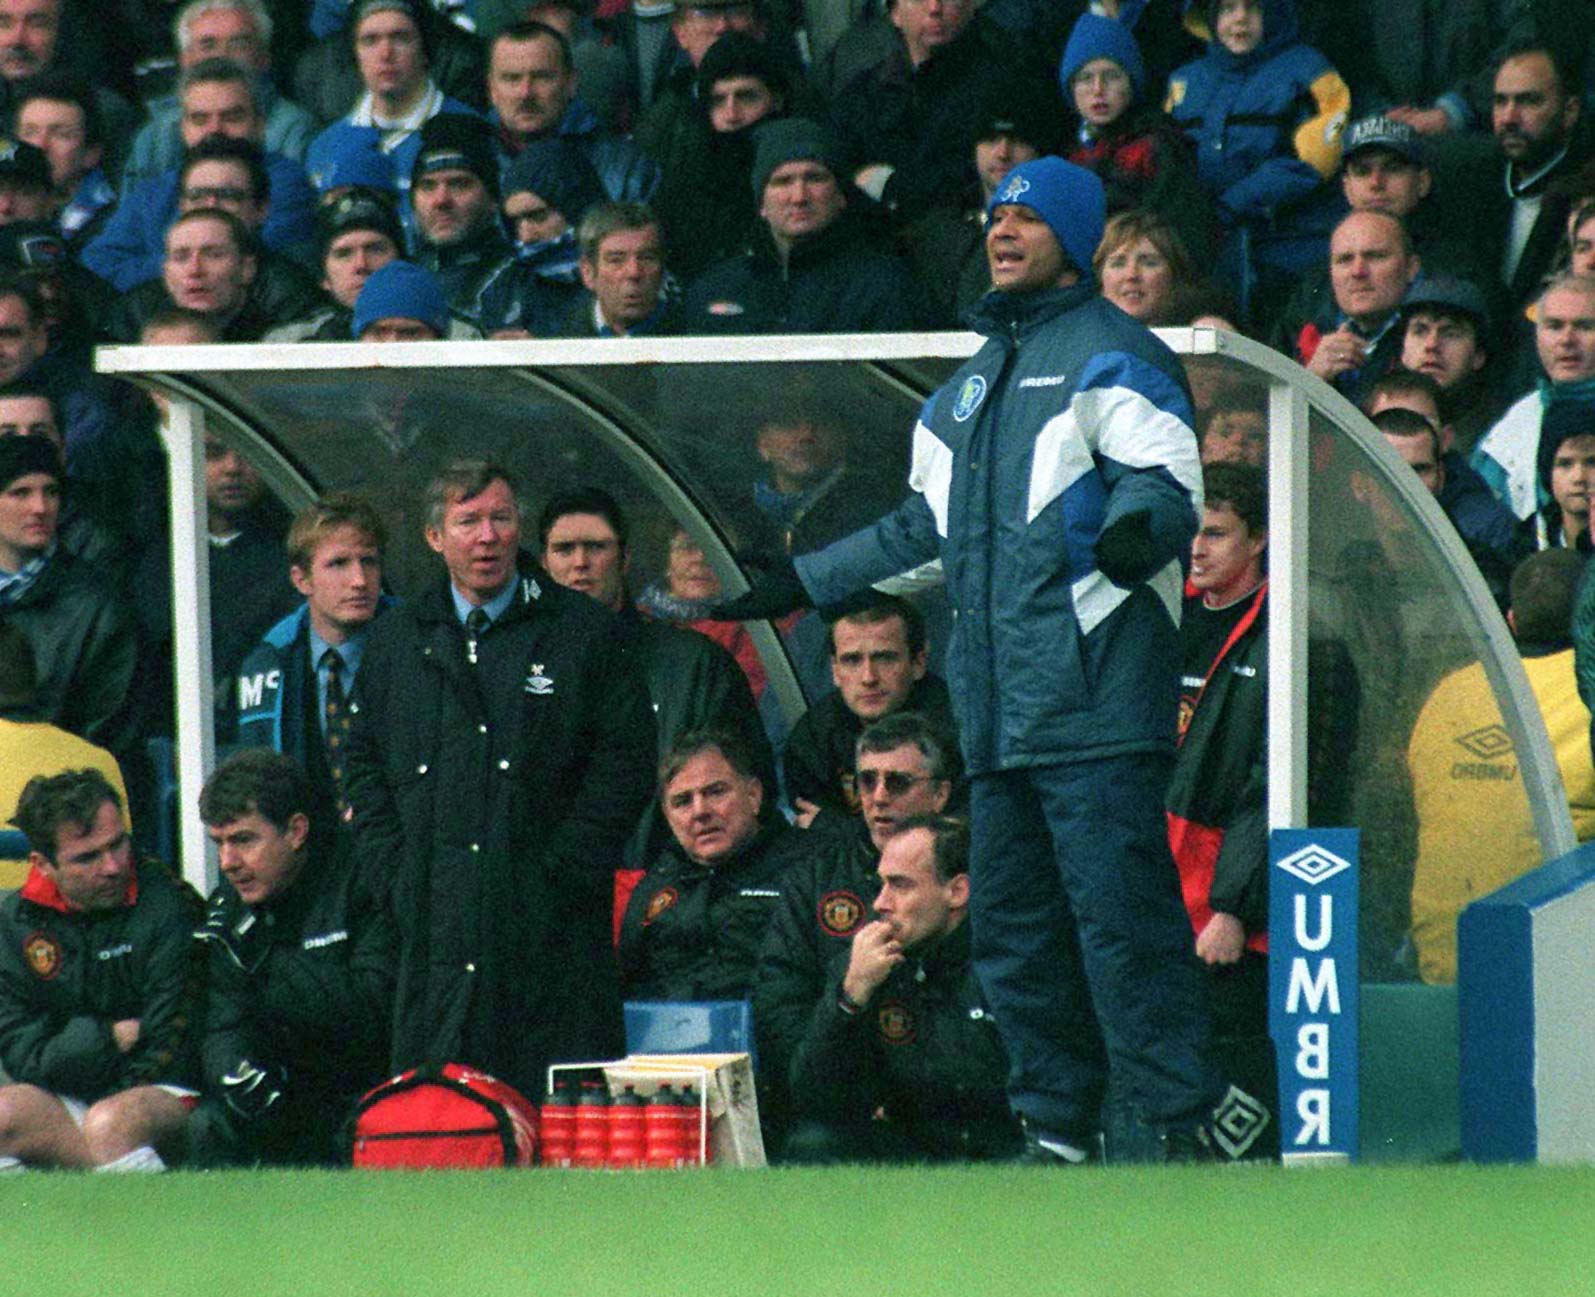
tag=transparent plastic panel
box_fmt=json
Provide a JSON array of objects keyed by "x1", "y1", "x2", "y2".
[
  {"x1": 1303, "y1": 406, "x2": 1539, "y2": 985},
  {"x1": 187, "y1": 359, "x2": 928, "y2": 706},
  {"x1": 127, "y1": 342, "x2": 1557, "y2": 993}
]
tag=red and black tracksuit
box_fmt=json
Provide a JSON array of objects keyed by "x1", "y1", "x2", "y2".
[{"x1": 1166, "y1": 580, "x2": 1276, "y2": 1159}]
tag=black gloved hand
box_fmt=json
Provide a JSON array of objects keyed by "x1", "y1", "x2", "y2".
[
  {"x1": 219, "y1": 1058, "x2": 285, "y2": 1121},
  {"x1": 1094, "y1": 510, "x2": 1161, "y2": 585},
  {"x1": 711, "y1": 551, "x2": 814, "y2": 621}
]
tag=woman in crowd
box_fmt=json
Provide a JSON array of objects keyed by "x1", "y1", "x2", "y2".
[{"x1": 1092, "y1": 208, "x2": 1197, "y2": 325}]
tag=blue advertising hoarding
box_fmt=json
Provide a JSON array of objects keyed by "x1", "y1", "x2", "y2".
[{"x1": 1269, "y1": 828, "x2": 1359, "y2": 1162}]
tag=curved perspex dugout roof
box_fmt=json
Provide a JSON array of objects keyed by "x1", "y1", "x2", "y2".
[{"x1": 100, "y1": 330, "x2": 1572, "y2": 986}]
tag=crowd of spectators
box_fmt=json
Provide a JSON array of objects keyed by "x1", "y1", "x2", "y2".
[{"x1": 3, "y1": 0, "x2": 1595, "y2": 1170}]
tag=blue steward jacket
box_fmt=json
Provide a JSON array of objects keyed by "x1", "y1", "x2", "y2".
[{"x1": 795, "y1": 283, "x2": 1202, "y2": 774}]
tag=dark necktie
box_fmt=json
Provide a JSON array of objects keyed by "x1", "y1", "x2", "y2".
[
  {"x1": 323, "y1": 649, "x2": 351, "y2": 816},
  {"x1": 465, "y1": 608, "x2": 490, "y2": 665}
]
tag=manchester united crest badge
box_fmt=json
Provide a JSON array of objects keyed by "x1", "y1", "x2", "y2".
[
  {"x1": 644, "y1": 887, "x2": 679, "y2": 925},
  {"x1": 23, "y1": 931, "x2": 60, "y2": 980},
  {"x1": 818, "y1": 890, "x2": 864, "y2": 938},
  {"x1": 877, "y1": 999, "x2": 917, "y2": 1045}
]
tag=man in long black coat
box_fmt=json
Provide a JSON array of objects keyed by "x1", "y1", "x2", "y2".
[{"x1": 342, "y1": 458, "x2": 656, "y2": 1101}]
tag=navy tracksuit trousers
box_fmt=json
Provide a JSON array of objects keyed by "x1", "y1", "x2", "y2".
[{"x1": 968, "y1": 752, "x2": 1217, "y2": 1144}]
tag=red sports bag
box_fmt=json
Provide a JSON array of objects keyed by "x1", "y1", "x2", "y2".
[{"x1": 351, "y1": 1063, "x2": 539, "y2": 1168}]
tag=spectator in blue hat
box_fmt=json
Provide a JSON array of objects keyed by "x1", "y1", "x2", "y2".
[
  {"x1": 1060, "y1": 12, "x2": 1214, "y2": 263},
  {"x1": 309, "y1": 128, "x2": 399, "y2": 202},
  {"x1": 351, "y1": 258, "x2": 449, "y2": 339},
  {"x1": 471, "y1": 136, "x2": 603, "y2": 335}
]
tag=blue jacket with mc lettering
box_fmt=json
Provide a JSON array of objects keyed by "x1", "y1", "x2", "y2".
[
  {"x1": 795, "y1": 284, "x2": 1202, "y2": 775},
  {"x1": 234, "y1": 600, "x2": 397, "y2": 772}
]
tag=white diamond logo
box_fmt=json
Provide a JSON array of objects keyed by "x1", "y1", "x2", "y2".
[{"x1": 1275, "y1": 843, "x2": 1351, "y2": 886}]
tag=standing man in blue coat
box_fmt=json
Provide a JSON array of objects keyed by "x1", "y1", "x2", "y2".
[
  {"x1": 719, "y1": 156, "x2": 1217, "y2": 1162},
  {"x1": 233, "y1": 493, "x2": 393, "y2": 833}
]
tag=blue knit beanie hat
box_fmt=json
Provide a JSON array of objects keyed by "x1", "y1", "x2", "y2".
[
  {"x1": 1058, "y1": 13, "x2": 1146, "y2": 102},
  {"x1": 352, "y1": 260, "x2": 448, "y2": 338},
  {"x1": 503, "y1": 139, "x2": 608, "y2": 230},
  {"x1": 313, "y1": 127, "x2": 399, "y2": 195},
  {"x1": 987, "y1": 157, "x2": 1107, "y2": 279}
]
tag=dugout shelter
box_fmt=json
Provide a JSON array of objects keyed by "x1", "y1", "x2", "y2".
[{"x1": 98, "y1": 327, "x2": 1573, "y2": 1161}]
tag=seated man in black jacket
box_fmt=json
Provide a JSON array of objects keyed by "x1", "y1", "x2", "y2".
[
  {"x1": 753, "y1": 710, "x2": 955, "y2": 1151},
  {"x1": 0, "y1": 768, "x2": 205, "y2": 1171},
  {"x1": 189, "y1": 748, "x2": 396, "y2": 1167},
  {"x1": 782, "y1": 595, "x2": 957, "y2": 831},
  {"x1": 784, "y1": 813, "x2": 1019, "y2": 1162},
  {"x1": 619, "y1": 728, "x2": 802, "y2": 1001},
  {"x1": 538, "y1": 487, "x2": 774, "y2": 865}
]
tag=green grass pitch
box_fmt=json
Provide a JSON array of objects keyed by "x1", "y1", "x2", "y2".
[{"x1": 5, "y1": 1165, "x2": 1592, "y2": 1297}]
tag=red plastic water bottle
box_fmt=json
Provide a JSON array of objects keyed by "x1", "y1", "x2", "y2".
[
  {"x1": 644, "y1": 1083, "x2": 686, "y2": 1169},
  {"x1": 573, "y1": 1079, "x2": 610, "y2": 1168},
  {"x1": 606, "y1": 1084, "x2": 646, "y2": 1168},
  {"x1": 678, "y1": 1083, "x2": 705, "y2": 1166},
  {"x1": 538, "y1": 1077, "x2": 576, "y2": 1167}
]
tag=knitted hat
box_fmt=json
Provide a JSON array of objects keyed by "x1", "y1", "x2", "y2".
[
  {"x1": 0, "y1": 433, "x2": 61, "y2": 491},
  {"x1": 352, "y1": 260, "x2": 448, "y2": 338},
  {"x1": 318, "y1": 187, "x2": 405, "y2": 261},
  {"x1": 502, "y1": 138, "x2": 607, "y2": 229},
  {"x1": 975, "y1": 86, "x2": 1064, "y2": 154},
  {"x1": 412, "y1": 113, "x2": 500, "y2": 200},
  {"x1": 750, "y1": 117, "x2": 846, "y2": 201},
  {"x1": 312, "y1": 126, "x2": 398, "y2": 195},
  {"x1": 696, "y1": 32, "x2": 789, "y2": 107},
  {"x1": 1058, "y1": 13, "x2": 1146, "y2": 102},
  {"x1": 987, "y1": 156, "x2": 1107, "y2": 278},
  {"x1": 352, "y1": 0, "x2": 432, "y2": 61}
]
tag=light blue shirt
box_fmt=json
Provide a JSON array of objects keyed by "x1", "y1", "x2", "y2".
[
  {"x1": 450, "y1": 579, "x2": 518, "y2": 628},
  {"x1": 309, "y1": 625, "x2": 371, "y2": 733}
]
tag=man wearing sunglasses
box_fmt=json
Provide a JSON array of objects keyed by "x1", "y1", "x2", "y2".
[{"x1": 753, "y1": 711, "x2": 954, "y2": 1156}]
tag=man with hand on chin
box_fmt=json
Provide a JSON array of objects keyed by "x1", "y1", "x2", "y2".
[{"x1": 783, "y1": 814, "x2": 1019, "y2": 1163}]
